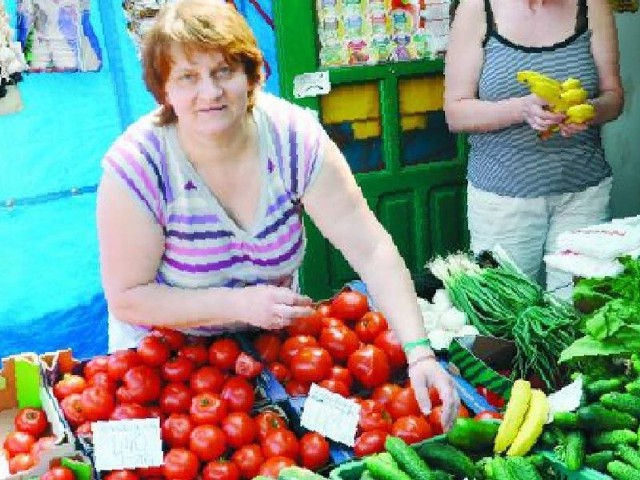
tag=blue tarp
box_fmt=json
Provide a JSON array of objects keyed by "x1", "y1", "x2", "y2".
[{"x1": 0, "y1": 0, "x2": 278, "y2": 361}]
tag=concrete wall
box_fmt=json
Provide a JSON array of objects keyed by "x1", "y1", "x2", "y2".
[{"x1": 604, "y1": 12, "x2": 640, "y2": 218}]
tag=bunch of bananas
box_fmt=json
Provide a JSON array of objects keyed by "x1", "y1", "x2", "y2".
[
  {"x1": 494, "y1": 379, "x2": 550, "y2": 456},
  {"x1": 517, "y1": 70, "x2": 595, "y2": 138}
]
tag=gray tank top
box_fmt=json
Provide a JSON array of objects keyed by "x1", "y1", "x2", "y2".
[{"x1": 467, "y1": 0, "x2": 611, "y2": 198}]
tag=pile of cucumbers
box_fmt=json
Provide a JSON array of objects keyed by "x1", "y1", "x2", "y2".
[{"x1": 545, "y1": 362, "x2": 640, "y2": 480}]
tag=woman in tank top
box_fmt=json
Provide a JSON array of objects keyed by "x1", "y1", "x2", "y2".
[{"x1": 444, "y1": 0, "x2": 623, "y2": 295}]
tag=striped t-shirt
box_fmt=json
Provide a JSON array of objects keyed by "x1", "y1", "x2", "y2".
[
  {"x1": 102, "y1": 92, "x2": 326, "y2": 350},
  {"x1": 467, "y1": 0, "x2": 611, "y2": 198}
]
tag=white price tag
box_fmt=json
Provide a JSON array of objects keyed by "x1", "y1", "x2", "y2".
[
  {"x1": 92, "y1": 418, "x2": 163, "y2": 471},
  {"x1": 300, "y1": 384, "x2": 361, "y2": 447},
  {"x1": 293, "y1": 71, "x2": 331, "y2": 99}
]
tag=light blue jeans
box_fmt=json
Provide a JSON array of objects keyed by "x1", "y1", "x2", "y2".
[{"x1": 467, "y1": 177, "x2": 612, "y2": 297}]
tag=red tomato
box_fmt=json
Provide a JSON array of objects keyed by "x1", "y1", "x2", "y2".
[
  {"x1": 41, "y1": 466, "x2": 75, "y2": 480},
  {"x1": 160, "y1": 382, "x2": 193, "y2": 415},
  {"x1": 474, "y1": 410, "x2": 503, "y2": 421},
  {"x1": 257, "y1": 456, "x2": 295, "y2": 479},
  {"x1": 284, "y1": 379, "x2": 310, "y2": 397},
  {"x1": 231, "y1": 444, "x2": 264, "y2": 480},
  {"x1": 221, "y1": 377, "x2": 255, "y2": 413},
  {"x1": 14, "y1": 407, "x2": 48, "y2": 437},
  {"x1": 428, "y1": 386, "x2": 442, "y2": 408},
  {"x1": 359, "y1": 410, "x2": 392, "y2": 433},
  {"x1": 9, "y1": 452, "x2": 35, "y2": 474},
  {"x1": 80, "y1": 386, "x2": 115, "y2": 421},
  {"x1": 371, "y1": 383, "x2": 402, "y2": 409},
  {"x1": 318, "y1": 379, "x2": 350, "y2": 397},
  {"x1": 3, "y1": 431, "x2": 36, "y2": 457},
  {"x1": 347, "y1": 345, "x2": 391, "y2": 389},
  {"x1": 331, "y1": 290, "x2": 370, "y2": 322},
  {"x1": 136, "y1": 466, "x2": 164, "y2": 478},
  {"x1": 373, "y1": 330, "x2": 407, "y2": 370},
  {"x1": 315, "y1": 302, "x2": 333, "y2": 318},
  {"x1": 221, "y1": 412, "x2": 257, "y2": 449},
  {"x1": 107, "y1": 349, "x2": 141, "y2": 381},
  {"x1": 162, "y1": 356, "x2": 195, "y2": 383},
  {"x1": 299, "y1": 432, "x2": 330, "y2": 470},
  {"x1": 254, "y1": 410, "x2": 288, "y2": 442},
  {"x1": 88, "y1": 371, "x2": 117, "y2": 394},
  {"x1": 190, "y1": 365, "x2": 225, "y2": 393},
  {"x1": 387, "y1": 387, "x2": 421, "y2": 420},
  {"x1": 110, "y1": 403, "x2": 150, "y2": 420},
  {"x1": 267, "y1": 362, "x2": 291, "y2": 384},
  {"x1": 321, "y1": 317, "x2": 344, "y2": 329},
  {"x1": 190, "y1": 392, "x2": 228, "y2": 425},
  {"x1": 235, "y1": 353, "x2": 263, "y2": 379},
  {"x1": 327, "y1": 366, "x2": 353, "y2": 390},
  {"x1": 391, "y1": 415, "x2": 433, "y2": 444},
  {"x1": 52, "y1": 374, "x2": 86, "y2": 401},
  {"x1": 179, "y1": 344, "x2": 210, "y2": 367},
  {"x1": 29, "y1": 435, "x2": 56, "y2": 460},
  {"x1": 354, "y1": 312, "x2": 388, "y2": 343},
  {"x1": 202, "y1": 460, "x2": 240, "y2": 480},
  {"x1": 137, "y1": 335, "x2": 171, "y2": 368},
  {"x1": 353, "y1": 430, "x2": 388, "y2": 457},
  {"x1": 286, "y1": 311, "x2": 323, "y2": 338},
  {"x1": 103, "y1": 471, "x2": 140, "y2": 480},
  {"x1": 459, "y1": 404, "x2": 470, "y2": 418},
  {"x1": 163, "y1": 448, "x2": 199, "y2": 480},
  {"x1": 279, "y1": 335, "x2": 318, "y2": 366},
  {"x1": 209, "y1": 338, "x2": 241, "y2": 371},
  {"x1": 60, "y1": 393, "x2": 86, "y2": 427},
  {"x1": 189, "y1": 424, "x2": 227, "y2": 462},
  {"x1": 252, "y1": 333, "x2": 282, "y2": 363},
  {"x1": 359, "y1": 399, "x2": 384, "y2": 414},
  {"x1": 290, "y1": 346, "x2": 333, "y2": 383},
  {"x1": 83, "y1": 355, "x2": 109, "y2": 379},
  {"x1": 427, "y1": 405, "x2": 445, "y2": 435},
  {"x1": 122, "y1": 365, "x2": 162, "y2": 405},
  {"x1": 261, "y1": 429, "x2": 299, "y2": 460},
  {"x1": 162, "y1": 413, "x2": 193, "y2": 449},
  {"x1": 319, "y1": 325, "x2": 360, "y2": 363},
  {"x1": 152, "y1": 328, "x2": 187, "y2": 351},
  {"x1": 476, "y1": 385, "x2": 506, "y2": 409}
]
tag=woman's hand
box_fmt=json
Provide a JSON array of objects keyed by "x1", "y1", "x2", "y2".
[
  {"x1": 408, "y1": 355, "x2": 460, "y2": 432},
  {"x1": 240, "y1": 285, "x2": 314, "y2": 330},
  {"x1": 558, "y1": 121, "x2": 589, "y2": 138},
  {"x1": 520, "y1": 94, "x2": 566, "y2": 132}
]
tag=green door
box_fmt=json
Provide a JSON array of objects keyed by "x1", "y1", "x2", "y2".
[{"x1": 273, "y1": 1, "x2": 469, "y2": 300}]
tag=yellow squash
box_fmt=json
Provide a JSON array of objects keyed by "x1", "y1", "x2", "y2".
[
  {"x1": 506, "y1": 389, "x2": 550, "y2": 457},
  {"x1": 494, "y1": 379, "x2": 532, "y2": 453}
]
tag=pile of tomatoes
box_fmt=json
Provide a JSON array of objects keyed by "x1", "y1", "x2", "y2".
[
  {"x1": 2, "y1": 406, "x2": 57, "y2": 474},
  {"x1": 248, "y1": 289, "x2": 477, "y2": 457},
  {"x1": 51, "y1": 331, "x2": 331, "y2": 480}
]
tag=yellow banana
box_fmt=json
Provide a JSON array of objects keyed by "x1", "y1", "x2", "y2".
[
  {"x1": 506, "y1": 389, "x2": 550, "y2": 456},
  {"x1": 566, "y1": 103, "x2": 595, "y2": 124},
  {"x1": 561, "y1": 77, "x2": 582, "y2": 91},
  {"x1": 530, "y1": 81, "x2": 561, "y2": 108},
  {"x1": 560, "y1": 88, "x2": 588, "y2": 106},
  {"x1": 494, "y1": 379, "x2": 532, "y2": 453},
  {"x1": 516, "y1": 70, "x2": 561, "y2": 89}
]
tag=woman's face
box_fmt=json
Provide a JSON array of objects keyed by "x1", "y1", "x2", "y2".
[{"x1": 164, "y1": 45, "x2": 251, "y2": 138}]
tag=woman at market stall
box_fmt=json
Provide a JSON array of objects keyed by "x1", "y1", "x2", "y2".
[
  {"x1": 96, "y1": 0, "x2": 459, "y2": 429},
  {"x1": 444, "y1": 0, "x2": 623, "y2": 296}
]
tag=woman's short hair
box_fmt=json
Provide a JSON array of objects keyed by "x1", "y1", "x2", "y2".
[{"x1": 141, "y1": 0, "x2": 264, "y2": 125}]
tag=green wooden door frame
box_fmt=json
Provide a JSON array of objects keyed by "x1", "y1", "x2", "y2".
[{"x1": 273, "y1": 0, "x2": 469, "y2": 300}]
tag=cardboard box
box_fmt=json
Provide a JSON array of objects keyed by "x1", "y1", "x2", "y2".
[
  {"x1": 447, "y1": 335, "x2": 515, "y2": 400},
  {"x1": 0, "y1": 353, "x2": 76, "y2": 480}
]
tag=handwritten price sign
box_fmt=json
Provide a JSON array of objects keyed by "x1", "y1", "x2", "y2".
[{"x1": 92, "y1": 418, "x2": 163, "y2": 471}]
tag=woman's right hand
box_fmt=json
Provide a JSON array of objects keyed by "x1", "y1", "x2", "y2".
[
  {"x1": 240, "y1": 285, "x2": 314, "y2": 330},
  {"x1": 520, "y1": 94, "x2": 565, "y2": 132}
]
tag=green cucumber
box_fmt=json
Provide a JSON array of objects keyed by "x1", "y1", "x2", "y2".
[
  {"x1": 607, "y1": 460, "x2": 640, "y2": 480},
  {"x1": 618, "y1": 445, "x2": 640, "y2": 470},
  {"x1": 364, "y1": 453, "x2": 413, "y2": 480},
  {"x1": 585, "y1": 451, "x2": 615, "y2": 471},
  {"x1": 278, "y1": 466, "x2": 326, "y2": 480},
  {"x1": 585, "y1": 378, "x2": 624, "y2": 399},
  {"x1": 414, "y1": 442, "x2": 477, "y2": 479},
  {"x1": 504, "y1": 457, "x2": 543, "y2": 480},
  {"x1": 591, "y1": 429, "x2": 638, "y2": 450},
  {"x1": 384, "y1": 436, "x2": 433, "y2": 480},
  {"x1": 446, "y1": 417, "x2": 500, "y2": 453},
  {"x1": 484, "y1": 457, "x2": 514, "y2": 480},
  {"x1": 564, "y1": 431, "x2": 586, "y2": 471},
  {"x1": 553, "y1": 411, "x2": 580, "y2": 429},
  {"x1": 601, "y1": 393, "x2": 640, "y2": 418},
  {"x1": 578, "y1": 404, "x2": 638, "y2": 431}
]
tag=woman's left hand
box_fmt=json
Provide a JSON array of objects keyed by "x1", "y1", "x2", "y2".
[
  {"x1": 408, "y1": 357, "x2": 460, "y2": 432},
  {"x1": 558, "y1": 121, "x2": 589, "y2": 138}
]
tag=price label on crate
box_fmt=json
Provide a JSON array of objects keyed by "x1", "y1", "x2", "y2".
[
  {"x1": 300, "y1": 384, "x2": 361, "y2": 447},
  {"x1": 92, "y1": 418, "x2": 163, "y2": 471},
  {"x1": 293, "y1": 71, "x2": 331, "y2": 99}
]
